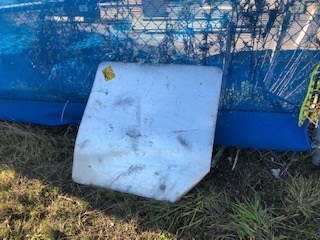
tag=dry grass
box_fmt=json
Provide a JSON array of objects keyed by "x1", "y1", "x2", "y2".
[
  {"x1": 0, "y1": 121, "x2": 320, "y2": 239},
  {"x1": 284, "y1": 176, "x2": 320, "y2": 219}
]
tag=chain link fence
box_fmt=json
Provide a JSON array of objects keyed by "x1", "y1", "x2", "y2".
[{"x1": 0, "y1": 0, "x2": 319, "y2": 113}]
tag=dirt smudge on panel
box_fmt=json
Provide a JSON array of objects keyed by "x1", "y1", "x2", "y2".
[
  {"x1": 159, "y1": 184, "x2": 166, "y2": 191},
  {"x1": 114, "y1": 97, "x2": 134, "y2": 106},
  {"x1": 79, "y1": 140, "x2": 89, "y2": 149},
  {"x1": 177, "y1": 136, "x2": 190, "y2": 150},
  {"x1": 95, "y1": 100, "x2": 103, "y2": 106},
  {"x1": 126, "y1": 129, "x2": 141, "y2": 138}
]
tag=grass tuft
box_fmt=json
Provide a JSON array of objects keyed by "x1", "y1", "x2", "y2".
[
  {"x1": 284, "y1": 175, "x2": 320, "y2": 219},
  {"x1": 143, "y1": 187, "x2": 227, "y2": 238},
  {"x1": 224, "y1": 195, "x2": 286, "y2": 240}
]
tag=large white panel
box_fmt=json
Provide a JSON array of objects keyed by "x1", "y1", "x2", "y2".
[{"x1": 72, "y1": 62, "x2": 222, "y2": 202}]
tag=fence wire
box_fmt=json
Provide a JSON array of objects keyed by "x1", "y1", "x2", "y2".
[{"x1": 0, "y1": 0, "x2": 319, "y2": 113}]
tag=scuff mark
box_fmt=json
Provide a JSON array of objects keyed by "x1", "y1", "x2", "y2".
[
  {"x1": 120, "y1": 164, "x2": 146, "y2": 178},
  {"x1": 159, "y1": 184, "x2": 166, "y2": 191},
  {"x1": 95, "y1": 99, "x2": 102, "y2": 106},
  {"x1": 177, "y1": 136, "x2": 190, "y2": 149},
  {"x1": 171, "y1": 129, "x2": 198, "y2": 133},
  {"x1": 114, "y1": 97, "x2": 134, "y2": 106},
  {"x1": 60, "y1": 100, "x2": 69, "y2": 122},
  {"x1": 126, "y1": 129, "x2": 141, "y2": 138},
  {"x1": 98, "y1": 90, "x2": 109, "y2": 95},
  {"x1": 126, "y1": 128, "x2": 141, "y2": 153},
  {"x1": 110, "y1": 164, "x2": 146, "y2": 186},
  {"x1": 79, "y1": 140, "x2": 89, "y2": 149},
  {"x1": 135, "y1": 103, "x2": 141, "y2": 129},
  {"x1": 131, "y1": 138, "x2": 139, "y2": 153}
]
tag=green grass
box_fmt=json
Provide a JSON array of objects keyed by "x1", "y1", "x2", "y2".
[
  {"x1": 224, "y1": 195, "x2": 286, "y2": 240},
  {"x1": 0, "y1": 122, "x2": 320, "y2": 239}
]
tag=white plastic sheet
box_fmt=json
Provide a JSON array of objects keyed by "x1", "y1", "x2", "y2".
[{"x1": 72, "y1": 62, "x2": 222, "y2": 202}]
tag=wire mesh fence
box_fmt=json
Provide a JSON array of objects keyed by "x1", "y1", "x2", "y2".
[{"x1": 0, "y1": 0, "x2": 319, "y2": 113}]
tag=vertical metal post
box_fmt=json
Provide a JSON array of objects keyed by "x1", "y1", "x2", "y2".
[
  {"x1": 221, "y1": 21, "x2": 235, "y2": 100},
  {"x1": 312, "y1": 126, "x2": 320, "y2": 166}
]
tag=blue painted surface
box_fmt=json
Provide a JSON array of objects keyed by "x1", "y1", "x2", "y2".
[
  {"x1": 0, "y1": 99, "x2": 85, "y2": 126},
  {"x1": 215, "y1": 110, "x2": 311, "y2": 151},
  {"x1": 0, "y1": 99, "x2": 311, "y2": 151},
  {"x1": 0, "y1": 0, "x2": 318, "y2": 151}
]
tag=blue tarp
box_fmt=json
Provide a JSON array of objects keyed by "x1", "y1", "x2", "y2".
[
  {"x1": 0, "y1": 0, "x2": 317, "y2": 151},
  {"x1": 0, "y1": 99, "x2": 311, "y2": 151}
]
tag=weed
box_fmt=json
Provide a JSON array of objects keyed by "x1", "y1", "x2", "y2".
[{"x1": 224, "y1": 194, "x2": 286, "y2": 240}]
